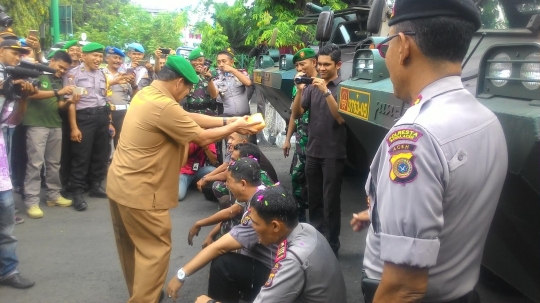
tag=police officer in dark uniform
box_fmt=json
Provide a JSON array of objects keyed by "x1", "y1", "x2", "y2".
[
  {"x1": 192, "y1": 185, "x2": 347, "y2": 303},
  {"x1": 351, "y1": 1, "x2": 508, "y2": 302},
  {"x1": 63, "y1": 42, "x2": 115, "y2": 211}
]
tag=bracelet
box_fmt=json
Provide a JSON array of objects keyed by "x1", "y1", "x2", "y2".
[{"x1": 222, "y1": 117, "x2": 227, "y2": 126}]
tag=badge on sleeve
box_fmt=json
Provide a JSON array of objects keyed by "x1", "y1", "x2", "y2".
[
  {"x1": 386, "y1": 129, "x2": 423, "y2": 146},
  {"x1": 389, "y1": 150, "x2": 418, "y2": 184},
  {"x1": 264, "y1": 263, "x2": 282, "y2": 288}
]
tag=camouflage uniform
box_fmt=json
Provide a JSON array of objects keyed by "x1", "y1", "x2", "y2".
[
  {"x1": 212, "y1": 170, "x2": 274, "y2": 239},
  {"x1": 185, "y1": 70, "x2": 219, "y2": 116},
  {"x1": 290, "y1": 87, "x2": 309, "y2": 221}
]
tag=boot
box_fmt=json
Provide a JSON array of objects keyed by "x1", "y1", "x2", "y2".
[
  {"x1": 72, "y1": 191, "x2": 87, "y2": 211},
  {"x1": 89, "y1": 181, "x2": 107, "y2": 198}
]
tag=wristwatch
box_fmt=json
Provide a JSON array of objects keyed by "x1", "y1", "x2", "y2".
[
  {"x1": 223, "y1": 117, "x2": 227, "y2": 126},
  {"x1": 323, "y1": 89, "x2": 332, "y2": 98},
  {"x1": 177, "y1": 268, "x2": 187, "y2": 282},
  {"x1": 53, "y1": 89, "x2": 60, "y2": 99}
]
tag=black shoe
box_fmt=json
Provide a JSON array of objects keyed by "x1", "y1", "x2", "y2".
[
  {"x1": 89, "y1": 182, "x2": 107, "y2": 198},
  {"x1": 0, "y1": 273, "x2": 35, "y2": 289},
  {"x1": 72, "y1": 192, "x2": 88, "y2": 211}
]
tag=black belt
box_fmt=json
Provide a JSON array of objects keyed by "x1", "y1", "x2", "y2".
[
  {"x1": 361, "y1": 270, "x2": 480, "y2": 303},
  {"x1": 77, "y1": 106, "x2": 108, "y2": 115}
]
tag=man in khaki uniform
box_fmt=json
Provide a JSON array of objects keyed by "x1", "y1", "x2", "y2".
[{"x1": 107, "y1": 55, "x2": 259, "y2": 303}]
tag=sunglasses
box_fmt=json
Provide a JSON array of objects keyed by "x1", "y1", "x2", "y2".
[{"x1": 376, "y1": 32, "x2": 416, "y2": 58}]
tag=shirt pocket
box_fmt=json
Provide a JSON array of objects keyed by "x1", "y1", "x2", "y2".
[{"x1": 99, "y1": 79, "x2": 107, "y2": 96}]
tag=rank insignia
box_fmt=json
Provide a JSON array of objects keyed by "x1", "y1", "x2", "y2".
[
  {"x1": 108, "y1": 48, "x2": 114, "y2": 54},
  {"x1": 275, "y1": 240, "x2": 287, "y2": 263},
  {"x1": 264, "y1": 263, "x2": 282, "y2": 288},
  {"x1": 386, "y1": 128, "x2": 423, "y2": 146},
  {"x1": 389, "y1": 151, "x2": 417, "y2": 184}
]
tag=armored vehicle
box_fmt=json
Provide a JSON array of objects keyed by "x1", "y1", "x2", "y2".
[{"x1": 252, "y1": 0, "x2": 540, "y2": 301}]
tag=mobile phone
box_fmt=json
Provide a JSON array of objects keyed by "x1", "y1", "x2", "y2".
[
  {"x1": 204, "y1": 59, "x2": 212, "y2": 67},
  {"x1": 126, "y1": 67, "x2": 135, "y2": 75},
  {"x1": 159, "y1": 48, "x2": 170, "y2": 55},
  {"x1": 137, "y1": 60, "x2": 148, "y2": 66},
  {"x1": 28, "y1": 30, "x2": 39, "y2": 38}
]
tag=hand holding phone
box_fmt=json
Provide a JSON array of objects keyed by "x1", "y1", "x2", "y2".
[
  {"x1": 159, "y1": 48, "x2": 171, "y2": 55},
  {"x1": 126, "y1": 67, "x2": 135, "y2": 75},
  {"x1": 28, "y1": 30, "x2": 39, "y2": 38}
]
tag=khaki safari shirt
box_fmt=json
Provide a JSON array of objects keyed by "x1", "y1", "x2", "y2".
[{"x1": 107, "y1": 81, "x2": 202, "y2": 210}]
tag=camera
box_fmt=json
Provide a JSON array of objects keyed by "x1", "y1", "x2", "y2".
[
  {"x1": 1, "y1": 61, "x2": 52, "y2": 100},
  {"x1": 204, "y1": 59, "x2": 212, "y2": 68},
  {"x1": 294, "y1": 75, "x2": 313, "y2": 85},
  {"x1": 0, "y1": 5, "x2": 12, "y2": 27}
]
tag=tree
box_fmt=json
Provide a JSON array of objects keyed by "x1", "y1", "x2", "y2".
[
  {"x1": 193, "y1": 21, "x2": 230, "y2": 60},
  {"x1": 108, "y1": 5, "x2": 188, "y2": 53},
  {"x1": 3, "y1": 0, "x2": 49, "y2": 38}
]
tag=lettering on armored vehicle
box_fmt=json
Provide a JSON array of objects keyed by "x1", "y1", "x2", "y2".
[
  {"x1": 339, "y1": 87, "x2": 370, "y2": 120},
  {"x1": 254, "y1": 71, "x2": 262, "y2": 84},
  {"x1": 375, "y1": 102, "x2": 402, "y2": 119}
]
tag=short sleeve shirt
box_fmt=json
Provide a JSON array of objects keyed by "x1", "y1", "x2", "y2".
[
  {"x1": 107, "y1": 82, "x2": 203, "y2": 210},
  {"x1": 363, "y1": 76, "x2": 508, "y2": 302},
  {"x1": 102, "y1": 67, "x2": 132, "y2": 105},
  {"x1": 254, "y1": 223, "x2": 347, "y2": 303},
  {"x1": 180, "y1": 142, "x2": 217, "y2": 175},
  {"x1": 63, "y1": 64, "x2": 108, "y2": 110},
  {"x1": 301, "y1": 77, "x2": 347, "y2": 159},
  {"x1": 214, "y1": 69, "x2": 252, "y2": 115},
  {"x1": 229, "y1": 208, "x2": 277, "y2": 269},
  {"x1": 23, "y1": 74, "x2": 63, "y2": 128}
]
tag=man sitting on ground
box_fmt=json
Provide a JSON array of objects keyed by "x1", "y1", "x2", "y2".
[{"x1": 179, "y1": 142, "x2": 217, "y2": 201}]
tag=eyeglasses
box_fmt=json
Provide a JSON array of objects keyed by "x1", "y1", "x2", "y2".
[{"x1": 376, "y1": 32, "x2": 416, "y2": 58}]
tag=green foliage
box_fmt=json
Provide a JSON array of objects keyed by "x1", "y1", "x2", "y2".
[
  {"x1": 479, "y1": 0, "x2": 508, "y2": 29},
  {"x1": 193, "y1": 21, "x2": 230, "y2": 62},
  {"x1": 3, "y1": 0, "x2": 49, "y2": 38}
]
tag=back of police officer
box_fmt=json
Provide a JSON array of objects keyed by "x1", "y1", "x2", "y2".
[{"x1": 354, "y1": 1, "x2": 508, "y2": 302}]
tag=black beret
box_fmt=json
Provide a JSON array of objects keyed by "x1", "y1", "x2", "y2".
[{"x1": 388, "y1": 0, "x2": 482, "y2": 31}]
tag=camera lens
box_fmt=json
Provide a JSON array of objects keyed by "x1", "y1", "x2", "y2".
[{"x1": 0, "y1": 13, "x2": 13, "y2": 27}]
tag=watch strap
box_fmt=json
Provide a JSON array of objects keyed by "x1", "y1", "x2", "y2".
[{"x1": 323, "y1": 89, "x2": 331, "y2": 97}]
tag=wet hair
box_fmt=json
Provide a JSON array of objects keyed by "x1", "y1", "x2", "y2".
[
  {"x1": 317, "y1": 43, "x2": 341, "y2": 64},
  {"x1": 394, "y1": 17, "x2": 476, "y2": 63},
  {"x1": 250, "y1": 185, "x2": 298, "y2": 229},
  {"x1": 156, "y1": 66, "x2": 188, "y2": 82},
  {"x1": 52, "y1": 50, "x2": 72, "y2": 65},
  {"x1": 233, "y1": 143, "x2": 260, "y2": 161},
  {"x1": 227, "y1": 157, "x2": 262, "y2": 186}
]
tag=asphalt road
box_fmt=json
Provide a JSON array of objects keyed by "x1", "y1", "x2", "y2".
[{"x1": 0, "y1": 146, "x2": 534, "y2": 303}]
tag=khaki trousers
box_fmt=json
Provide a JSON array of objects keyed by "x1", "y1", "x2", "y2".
[{"x1": 109, "y1": 199, "x2": 172, "y2": 303}]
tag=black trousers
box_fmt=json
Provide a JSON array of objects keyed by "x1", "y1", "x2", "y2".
[
  {"x1": 10, "y1": 125, "x2": 27, "y2": 189},
  {"x1": 60, "y1": 110, "x2": 72, "y2": 188},
  {"x1": 111, "y1": 110, "x2": 126, "y2": 149},
  {"x1": 306, "y1": 156, "x2": 345, "y2": 253},
  {"x1": 70, "y1": 108, "x2": 109, "y2": 191},
  {"x1": 208, "y1": 253, "x2": 271, "y2": 303}
]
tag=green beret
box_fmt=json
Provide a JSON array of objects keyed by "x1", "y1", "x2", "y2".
[
  {"x1": 388, "y1": 0, "x2": 481, "y2": 31},
  {"x1": 47, "y1": 49, "x2": 66, "y2": 59},
  {"x1": 165, "y1": 55, "x2": 199, "y2": 85},
  {"x1": 82, "y1": 42, "x2": 105, "y2": 53},
  {"x1": 62, "y1": 40, "x2": 79, "y2": 50},
  {"x1": 188, "y1": 48, "x2": 204, "y2": 61},
  {"x1": 293, "y1": 48, "x2": 316, "y2": 64}
]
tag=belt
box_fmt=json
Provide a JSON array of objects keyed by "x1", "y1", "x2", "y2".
[
  {"x1": 186, "y1": 102, "x2": 217, "y2": 111},
  {"x1": 110, "y1": 104, "x2": 129, "y2": 111},
  {"x1": 77, "y1": 106, "x2": 107, "y2": 115}
]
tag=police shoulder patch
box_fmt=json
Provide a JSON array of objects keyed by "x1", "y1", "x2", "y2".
[
  {"x1": 389, "y1": 150, "x2": 418, "y2": 185},
  {"x1": 241, "y1": 211, "x2": 252, "y2": 226},
  {"x1": 264, "y1": 263, "x2": 282, "y2": 288},
  {"x1": 386, "y1": 128, "x2": 423, "y2": 146}
]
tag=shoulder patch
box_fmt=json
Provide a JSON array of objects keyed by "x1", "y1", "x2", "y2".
[
  {"x1": 264, "y1": 263, "x2": 282, "y2": 288},
  {"x1": 275, "y1": 240, "x2": 287, "y2": 263},
  {"x1": 241, "y1": 211, "x2": 252, "y2": 226},
  {"x1": 389, "y1": 151, "x2": 418, "y2": 185},
  {"x1": 387, "y1": 129, "x2": 423, "y2": 146},
  {"x1": 389, "y1": 143, "x2": 416, "y2": 154}
]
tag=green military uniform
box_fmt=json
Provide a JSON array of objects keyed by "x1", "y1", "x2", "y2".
[
  {"x1": 289, "y1": 48, "x2": 316, "y2": 221},
  {"x1": 185, "y1": 48, "x2": 219, "y2": 116}
]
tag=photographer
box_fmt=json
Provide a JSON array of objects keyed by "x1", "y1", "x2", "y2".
[
  {"x1": 125, "y1": 43, "x2": 152, "y2": 90},
  {"x1": 284, "y1": 48, "x2": 317, "y2": 222},
  {"x1": 0, "y1": 37, "x2": 37, "y2": 289},
  {"x1": 153, "y1": 47, "x2": 173, "y2": 76},
  {"x1": 23, "y1": 50, "x2": 78, "y2": 219},
  {"x1": 185, "y1": 48, "x2": 219, "y2": 116},
  {"x1": 291, "y1": 44, "x2": 346, "y2": 256}
]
